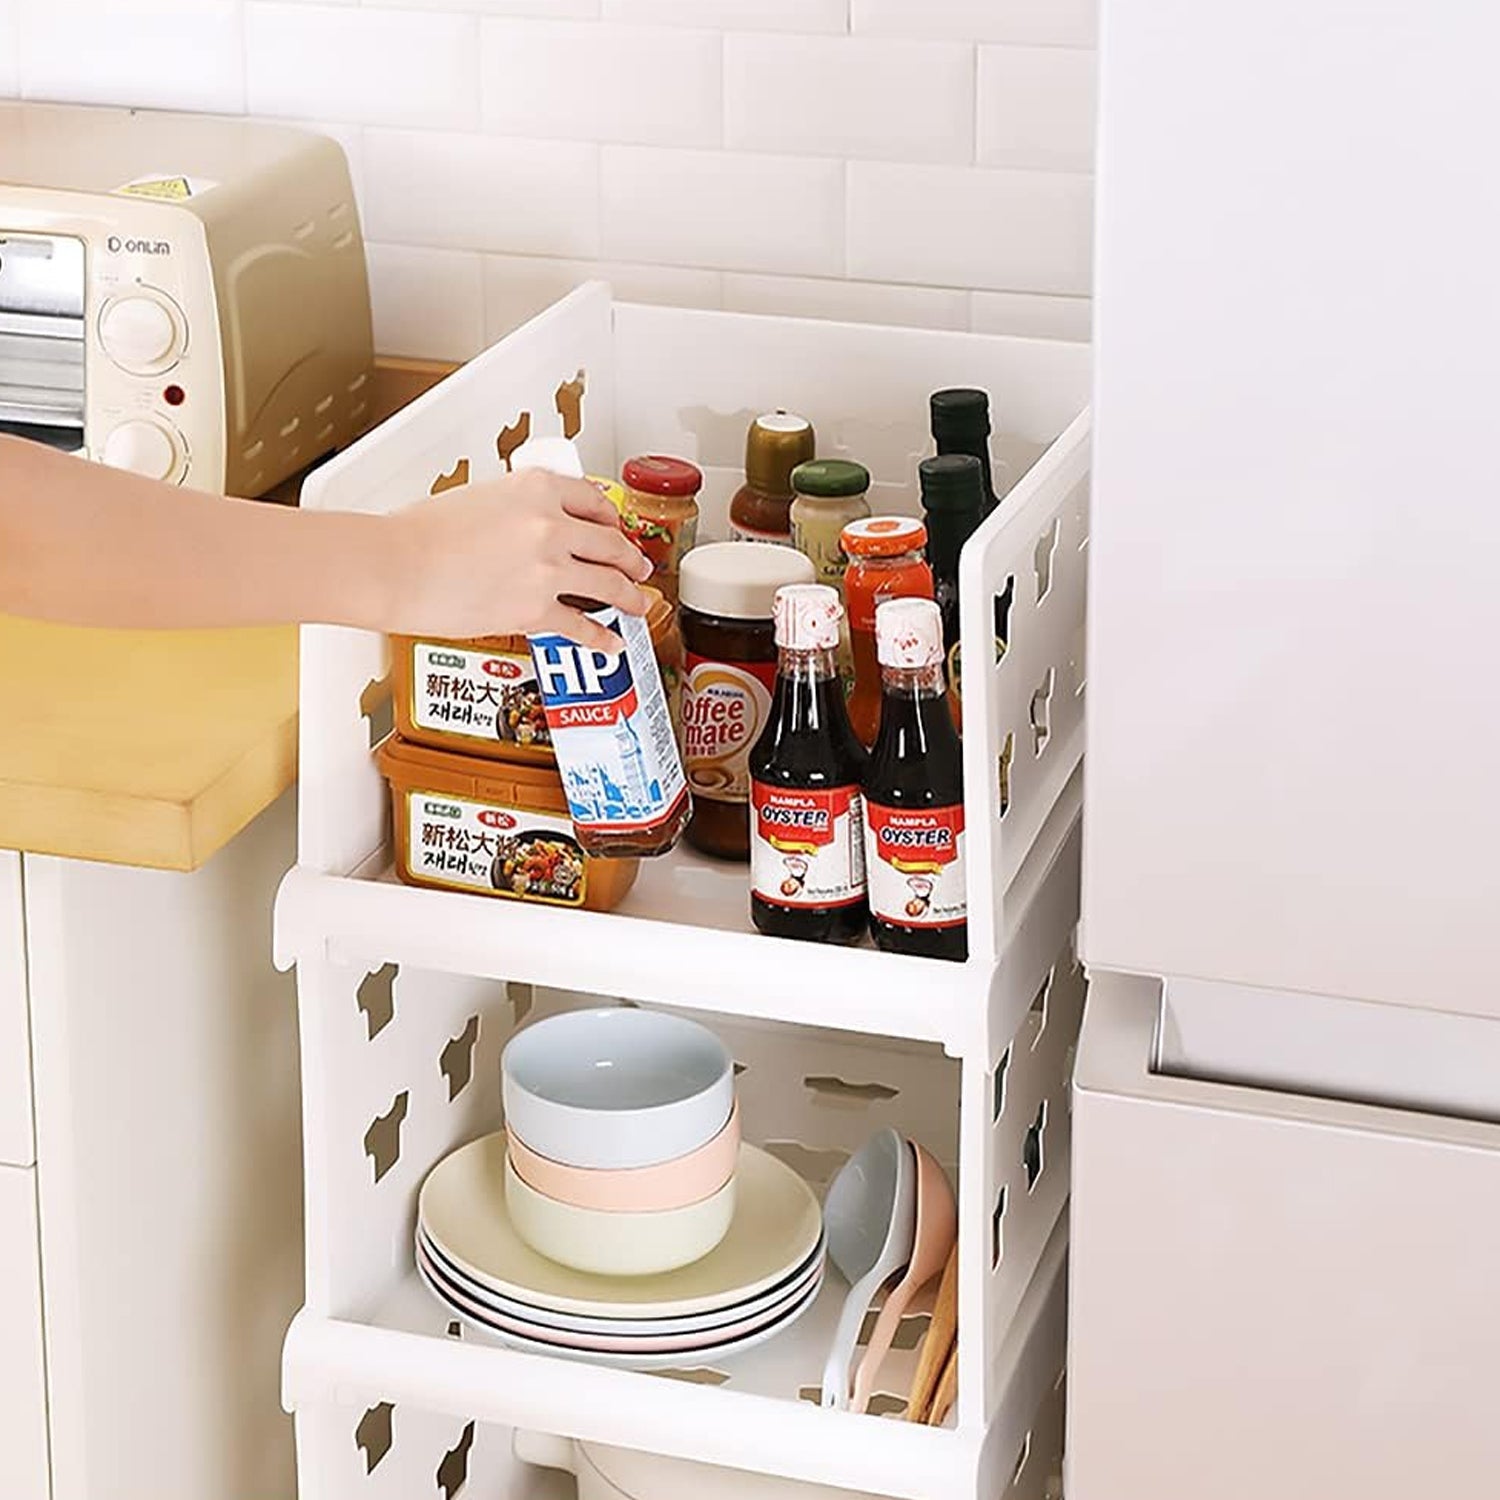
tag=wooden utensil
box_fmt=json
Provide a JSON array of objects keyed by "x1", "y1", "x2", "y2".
[
  {"x1": 905, "y1": 1240, "x2": 959, "y2": 1422},
  {"x1": 927, "y1": 1343, "x2": 959, "y2": 1427}
]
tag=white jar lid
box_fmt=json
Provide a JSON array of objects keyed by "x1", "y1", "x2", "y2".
[
  {"x1": 876, "y1": 597, "x2": 944, "y2": 667},
  {"x1": 679, "y1": 542, "x2": 815, "y2": 620},
  {"x1": 773, "y1": 584, "x2": 843, "y2": 651}
]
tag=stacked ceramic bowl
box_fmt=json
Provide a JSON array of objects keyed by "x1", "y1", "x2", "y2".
[
  {"x1": 416, "y1": 1008, "x2": 826, "y2": 1367},
  {"x1": 501, "y1": 1008, "x2": 741, "y2": 1277}
]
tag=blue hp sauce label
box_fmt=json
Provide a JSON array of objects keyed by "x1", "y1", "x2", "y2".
[{"x1": 529, "y1": 608, "x2": 687, "y2": 835}]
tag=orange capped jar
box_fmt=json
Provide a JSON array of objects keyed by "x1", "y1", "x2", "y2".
[
  {"x1": 840, "y1": 516, "x2": 935, "y2": 746},
  {"x1": 621, "y1": 455, "x2": 702, "y2": 606}
]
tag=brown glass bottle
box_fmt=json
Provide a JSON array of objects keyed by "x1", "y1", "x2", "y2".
[
  {"x1": 864, "y1": 598, "x2": 967, "y2": 960},
  {"x1": 749, "y1": 585, "x2": 869, "y2": 943}
]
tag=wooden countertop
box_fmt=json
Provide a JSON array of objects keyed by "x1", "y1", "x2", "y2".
[
  {"x1": 0, "y1": 619, "x2": 299, "y2": 871},
  {"x1": 0, "y1": 358, "x2": 454, "y2": 872}
]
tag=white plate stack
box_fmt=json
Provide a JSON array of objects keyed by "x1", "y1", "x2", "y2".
[{"x1": 417, "y1": 1133, "x2": 825, "y2": 1366}]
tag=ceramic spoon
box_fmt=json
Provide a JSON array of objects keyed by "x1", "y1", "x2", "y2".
[
  {"x1": 820, "y1": 1128, "x2": 917, "y2": 1411},
  {"x1": 850, "y1": 1141, "x2": 957, "y2": 1415}
]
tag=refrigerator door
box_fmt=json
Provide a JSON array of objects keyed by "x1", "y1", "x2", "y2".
[{"x1": 1084, "y1": 0, "x2": 1500, "y2": 1018}]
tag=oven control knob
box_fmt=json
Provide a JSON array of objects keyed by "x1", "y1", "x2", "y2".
[
  {"x1": 101, "y1": 419, "x2": 182, "y2": 482},
  {"x1": 99, "y1": 294, "x2": 181, "y2": 372}
]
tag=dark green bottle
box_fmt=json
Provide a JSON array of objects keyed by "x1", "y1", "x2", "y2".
[
  {"x1": 930, "y1": 388, "x2": 1000, "y2": 516},
  {"x1": 919, "y1": 453, "x2": 986, "y2": 658}
]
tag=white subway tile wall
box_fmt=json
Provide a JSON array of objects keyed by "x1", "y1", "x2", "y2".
[{"x1": 0, "y1": 1, "x2": 1096, "y2": 349}]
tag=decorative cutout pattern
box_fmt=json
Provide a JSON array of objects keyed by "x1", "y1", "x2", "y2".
[
  {"x1": 495, "y1": 413, "x2": 532, "y2": 469},
  {"x1": 1023, "y1": 1101, "x2": 1047, "y2": 1193},
  {"x1": 1012, "y1": 1430, "x2": 1033, "y2": 1486},
  {"x1": 994, "y1": 575, "x2": 1016, "y2": 664},
  {"x1": 357, "y1": 965, "x2": 397, "y2": 1042},
  {"x1": 554, "y1": 369, "x2": 586, "y2": 439},
  {"x1": 436, "y1": 1421, "x2": 475, "y2": 1500},
  {"x1": 1029, "y1": 668, "x2": 1054, "y2": 757},
  {"x1": 993, "y1": 1046, "x2": 1012, "y2": 1122},
  {"x1": 1030, "y1": 971, "x2": 1052, "y2": 1050},
  {"x1": 506, "y1": 981, "x2": 534, "y2": 1025},
  {"x1": 354, "y1": 1402, "x2": 393, "y2": 1474},
  {"x1": 992, "y1": 1184, "x2": 1008, "y2": 1269},
  {"x1": 430, "y1": 459, "x2": 470, "y2": 495},
  {"x1": 364, "y1": 1092, "x2": 408, "y2": 1184},
  {"x1": 997, "y1": 731, "x2": 1014, "y2": 818},
  {"x1": 804, "y1": 1075, "x2": 900, "y2": 1105},
  {"x1": 440, "y1": 1016, "x2": 480, "y2": 1102}
]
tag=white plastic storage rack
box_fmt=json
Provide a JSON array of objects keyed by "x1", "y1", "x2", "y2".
[{"x1": 275, "y1": 284, "x2": 1091, "y2": 1500}]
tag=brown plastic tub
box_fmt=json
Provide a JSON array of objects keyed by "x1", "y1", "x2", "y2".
[
  {"x1": 390, "y1": 587, "x2": 682, "y2": 764},
  {"x1": 376, "y1": 735, "x2": 639, "y2": 911}
]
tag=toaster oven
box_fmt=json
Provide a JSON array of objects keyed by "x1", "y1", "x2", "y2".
[{"x1": 0, "y1": 102, "x2": 374, "y2": 495}]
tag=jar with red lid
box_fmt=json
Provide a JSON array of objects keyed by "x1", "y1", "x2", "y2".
[
  {"x1": 840, "y1": 515, "x2": 936, "y2": 746},
  {"x1": 621, "y1": 454, "x2": 702, "y2": 606}
]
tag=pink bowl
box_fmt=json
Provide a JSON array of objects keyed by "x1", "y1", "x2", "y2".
[{"x1": 508, "y1": 1100, "x2": 740, "y2": 1213}]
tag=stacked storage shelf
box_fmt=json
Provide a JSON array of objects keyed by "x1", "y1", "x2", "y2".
[{"x1": 274, "y1": 284, "x2": 1091, "y2": 1500}]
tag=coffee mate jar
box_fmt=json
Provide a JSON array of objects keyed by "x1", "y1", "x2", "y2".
[{"x1": 678, "y1": 543, "x2": 815, "y2": 861}]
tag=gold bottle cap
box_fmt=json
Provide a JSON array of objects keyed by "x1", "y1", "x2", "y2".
[{"x1": 745, "y1": 411, "x2": 815, "y2": 498}]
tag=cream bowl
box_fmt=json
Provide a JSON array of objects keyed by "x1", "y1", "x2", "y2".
[
  {"x1": 504, "y1": 1153, "x2": 737, "y2": 1276},
  {"x1": 502, "y1": 1008, "x2": 734, "y2": 1170},
  {"x1": 508, "y1": 1100, "x2": 741, "y2": 1214}
]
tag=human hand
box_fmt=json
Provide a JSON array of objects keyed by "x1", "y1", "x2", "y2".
[{"x1": 378, "y1": 469, "x2": 652, "y2": 653}]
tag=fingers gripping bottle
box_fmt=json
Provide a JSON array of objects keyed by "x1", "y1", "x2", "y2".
[
  {"x1": 516, "y1": 437, "x2": 691, "y2": 858},
  {"x1": 749, "y1": 584, "x2": 869, "y2": 944}
]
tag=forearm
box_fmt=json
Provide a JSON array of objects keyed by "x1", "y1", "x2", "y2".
[{"x1": 0, "y1": 436, "x2": 395, "y2": 630}]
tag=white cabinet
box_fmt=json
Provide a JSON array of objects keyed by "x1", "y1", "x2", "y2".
[
  {"x1": 0, "y1": 852, "x2": 35, "y2": 1166},
  {"x1": 1084, "y1": 0, "x2": 1500, "y2": 1018},
  {"x1": 0, "y1": 792, "x2": 303, "y2": 1500},
  {"x1": 0, "y1": 1165, "x2": 49, "y2": 1500},
  {"x1": 1068, "y1": 974, "x2": 1500, "y2": 1500}
]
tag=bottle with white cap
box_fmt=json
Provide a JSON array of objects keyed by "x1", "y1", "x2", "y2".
[
  {"x1": 863, "y1": 596, "x2": 967, "y2": 960},
  {"x1": 747, "y1": 583, "x2": 869, "y2": 944}
]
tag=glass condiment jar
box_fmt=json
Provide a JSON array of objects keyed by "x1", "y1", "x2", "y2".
[
  {"x1": 749, "y1": 584, "x2": 868, "y2": 944},
  {"x1": 840, "y1": 516, "x2": 935, "y2": 747},
  {"x1": 729, "y1": 411, "x2": 815, "y2": 545},
  {"x1": 789, "y1": 458, "x2": 871, "y2": 598},
  {"x1": 621, "y1": 455, "x2": 703, "y2": 606},
  {"x1": 679, "y1": 543, "x2": 816, "y2": 861}
]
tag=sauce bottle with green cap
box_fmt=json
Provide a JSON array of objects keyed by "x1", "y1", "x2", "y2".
[
  {"x1": 789, "y1": 458, "x2": 871, "y2": 599},
  {"x1": 729, "y1": 411, "x2": 816, "y2": 545}
]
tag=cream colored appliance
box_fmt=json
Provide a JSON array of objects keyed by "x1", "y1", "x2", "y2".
[{"x1": 0, "y1": 102, "x2": 373, "y2": 494}]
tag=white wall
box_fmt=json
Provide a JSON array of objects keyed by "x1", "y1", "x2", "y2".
[{"x1": 0, "y1": 0, "x2": 1095, "y2": 358}]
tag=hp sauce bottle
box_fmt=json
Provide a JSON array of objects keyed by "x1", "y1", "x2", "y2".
[
  {"x1": 514, "y1": 435, "x2": 690, "y2": 859},
  {"x1": 530, "y1": 615, "x2": 691, "y2": 858}
]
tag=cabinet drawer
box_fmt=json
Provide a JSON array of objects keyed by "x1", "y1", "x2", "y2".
[
  {"x1": 0, "y1": 1165, "x2": 50, "y2": 1500},
  {"x1": 0, "y1": 853, "x2": 34, "y2": 1165},
  {"x1": 1068, "y1": 973, "x2": 1500, "y2": 1500}
]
